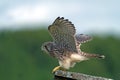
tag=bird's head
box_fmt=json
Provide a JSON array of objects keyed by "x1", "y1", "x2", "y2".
[{"x1": 41, "y1": 42, "x2": 54, "y2": 54}]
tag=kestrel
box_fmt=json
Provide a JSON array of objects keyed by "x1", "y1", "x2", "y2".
[{"x1": 42, "y1": 17, "x2": 105, "y2": 72}]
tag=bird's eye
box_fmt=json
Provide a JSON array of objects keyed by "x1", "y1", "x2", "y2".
[
  {"x1": 44, "y1": 45, "x2": 47, "y2": 48},
  {"x1": 44, "y1": 45, "x2": 49, "y2": 51}
]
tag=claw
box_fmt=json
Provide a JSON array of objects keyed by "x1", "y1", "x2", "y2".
[
  {"x1": 52, "y1": 66, "x2": 61, "y2": 73},
  {"x1": 52, "y1": 66, "x2": 66, "y2": 73}
]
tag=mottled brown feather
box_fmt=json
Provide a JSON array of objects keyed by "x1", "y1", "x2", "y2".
[{"x1": 48, "y1": 17, "x2": 77, "y2": 53}]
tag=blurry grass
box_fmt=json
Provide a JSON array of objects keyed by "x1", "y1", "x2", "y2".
[{"x1": 0, "y1": 29, "x2": 119, "y2": 80}]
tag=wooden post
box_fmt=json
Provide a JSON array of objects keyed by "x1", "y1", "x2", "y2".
[{"x1": 54, "y1": 70, "x2": 113, "y2": 80}]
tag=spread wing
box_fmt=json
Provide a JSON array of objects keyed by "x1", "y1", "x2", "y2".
[
  {"x1": 75, "y1": 34, "x2": 92, "y2": 44},
  {"x1": 48, "y1": 17, "x2": 77, "y2": 52},
  {"x1": 75, "y1": 34, "x2": 92, "y2": 52}
]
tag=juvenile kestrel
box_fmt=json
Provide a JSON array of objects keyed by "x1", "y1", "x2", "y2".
[{"x1": 42, "y1": 17, "x2": 105, "y2": 72}]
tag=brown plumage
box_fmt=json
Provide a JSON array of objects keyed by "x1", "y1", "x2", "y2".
[{"x1": 42, "y1": 17, "x2": 105, "y2": 70}]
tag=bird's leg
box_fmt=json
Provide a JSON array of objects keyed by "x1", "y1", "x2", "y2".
[{"x1": 52, "y1": 66, "x2": 66, "y2": 73}]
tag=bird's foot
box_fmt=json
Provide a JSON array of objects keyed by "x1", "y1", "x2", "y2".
[{"x1": 52, "y1": 66, "x2": 66, "y2": 73}]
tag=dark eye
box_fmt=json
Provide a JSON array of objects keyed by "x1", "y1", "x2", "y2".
[
  {"x1": 44, "y1": 45, "x2": 47, "y2": 48},
  {"x1": 44, "y1": 45, "x2": 49, "y2": 51}
]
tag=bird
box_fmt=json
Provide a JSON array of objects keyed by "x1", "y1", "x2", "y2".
[{"x1": 41, "y1": 17, "x2": 105, "y2": 73}]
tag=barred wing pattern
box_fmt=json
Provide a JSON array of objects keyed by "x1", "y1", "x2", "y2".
[
  {"x1": 75, "y1": 34, "x2": 92, "y2": 44},
  {"x1": 48, "y1": 17, "x2": 77, "y2": 53}
]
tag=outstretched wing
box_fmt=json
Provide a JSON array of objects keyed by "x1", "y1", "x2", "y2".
[
  {"x1": 75, "y1": 34, "x2": 92, "y2": 44},
  {"x1": 75, "y1": 34, "x2": 92, "y2": 52},
  {"x1": 48, "y1": 17, "x2": 77, "y2": 52}
]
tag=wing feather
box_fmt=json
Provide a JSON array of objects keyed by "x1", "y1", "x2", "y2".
[
  {"x1": 75, "y1": 34, "x2": 92, "y2": 44},
  {"x1": 48, "y1": 17, "x2": 77, "y2": 52}
]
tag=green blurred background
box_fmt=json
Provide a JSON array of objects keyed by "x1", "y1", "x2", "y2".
[
  {"x1": 0, "y1": 0, "x2": 120, "y2": 80},
  {"x1": 0, "y1": 28, "x2": 120, "y2": 80}
]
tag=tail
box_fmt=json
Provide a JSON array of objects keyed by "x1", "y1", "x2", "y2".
[{"x1": 81, "y1": 52, "x2": 105, "y2": 59}]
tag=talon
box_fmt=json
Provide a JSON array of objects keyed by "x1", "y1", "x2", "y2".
[
  {"x1": 52, "y1": 66, "x2": 67, "y2": 73},
  {"x1": 52, "y1": 66, "x2": 61, "y2": 73}
]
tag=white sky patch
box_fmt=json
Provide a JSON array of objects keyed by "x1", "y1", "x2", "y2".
[
  {"x1": 7, "y1": 4, "x2": 49, "y2": 23},
  {"x1": 0, "y1": 0, "x2": 120, "y2": 35}
]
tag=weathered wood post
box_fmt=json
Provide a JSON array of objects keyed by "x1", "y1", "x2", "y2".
[{"x1": 54, "y1": 70, "x2": 113, "y2": 80}]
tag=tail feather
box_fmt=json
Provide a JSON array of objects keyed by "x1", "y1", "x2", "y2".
[{"x1": 81, "y1": 52, "x2": 105, "y2": 59}]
